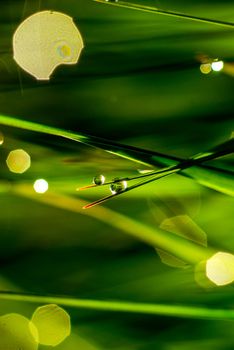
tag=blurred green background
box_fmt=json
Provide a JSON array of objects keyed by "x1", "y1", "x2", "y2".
[{"x1": 0, "y1": 0, "x2": 234, "y2": 349}]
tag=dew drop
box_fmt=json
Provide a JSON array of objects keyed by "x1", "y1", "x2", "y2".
[
  {"x1": 110, "y1": 178, "x2": 127, "y2": 194},
  {"x1": 93, "y1": 174, "x2": 105, "y2": 186}
]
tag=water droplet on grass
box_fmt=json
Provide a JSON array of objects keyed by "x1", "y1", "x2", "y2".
[
  {"x1": 93, "y1": 174, "x2": 105, "y2": 185},
  {"x1": 110, "y1": 178, "x2": 127, "y2": 194}
]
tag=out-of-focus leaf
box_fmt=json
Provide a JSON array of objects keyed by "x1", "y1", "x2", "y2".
[
  {"x1": 157, "y1": 215, "x2": 207, "y2": 268},
  {"x1": 13, "y1": 184, "x2": 213, "y2": 265}
]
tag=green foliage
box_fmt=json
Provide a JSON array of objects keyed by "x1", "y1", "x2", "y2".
[{"x1": 0, "y1": 0, "x2": 233, "y2": 349}]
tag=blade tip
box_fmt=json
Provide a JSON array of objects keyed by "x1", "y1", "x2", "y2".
[{"x1": 83, "y1": 204, "x2": 91, "y2": 209}]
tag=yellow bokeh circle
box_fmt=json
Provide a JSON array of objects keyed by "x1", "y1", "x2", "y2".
[
  {"x1": 0, "y1": 313, "x2": 38, "y2": 350},
  {"x1": 31, "y1": 304, "x2": 71, "y2": 346},
  {"x1": 6, "y1": 149, "x2": 31, "y2": 174}
]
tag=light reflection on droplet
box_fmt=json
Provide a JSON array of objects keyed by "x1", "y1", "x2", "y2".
[
  {"x1": 31, "y1": 304, "x2": 71, "y2": 346},
  {"x1": 206, "y1": 252, "x2": 234, "y2": 286},
  {"x1": 200, "y1": 63, "x2": 212, "y2": 75},
  {"x1": 33, "y1": 179, "x2": 49, "y2": 194},
  {"x1": 138, "y1": 169, "x2": 154, "y2": 174},
  {"x1": 211, "y1": 60, "x2": 224, "y2": 72},
  {"x1": 93, "y1": 174, "x2": 105, "y2": 185},
  {"x1": 110, "y1": 178, "x2": 127, "y2": 194},
  {"x1": 6, "y1": 149, "x2": 31, "y2": 174}
]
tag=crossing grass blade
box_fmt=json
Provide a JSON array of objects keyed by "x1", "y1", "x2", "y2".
[{"x1": 0, "y1": 114, "x2": 233, "y2": 197}]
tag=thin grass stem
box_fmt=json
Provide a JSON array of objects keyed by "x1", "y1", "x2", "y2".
[
  {"x1": 1, "y1": 291, "x2": 234, "y2": 320},
  {"x1": 81, "y1": 139, "x2": 233, "y2": 208},
  {"x1": 0, "y1": 292, "x2": 234, "y2": 320},
  {"x1": 83, "y1": 168, "x2": 179, "y2": 209},
  {"x1": 94, "y1": 0, "x2": 234, "y2": 29},
  {"x1": 0, "y1": 115, "x2": 233, "y2": 196},
  {"x1": 78, "y1": 165, "x2": 175, "y2": 191}
]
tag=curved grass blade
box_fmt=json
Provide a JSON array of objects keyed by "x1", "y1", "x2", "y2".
[
  {"x1": 1, "y1": 291, "x2": 234, "y2": 320},
  {"x1": 0, "y1": 114, "x2": 233, "y2": 196},
  {"x1": 94, "y1": 0, "x2": 234, "y2": 29},
  {"x1": 84, "y1": 165, "x2": 234, "y2": 208},
  {"x1": 82, "y1": 140, "x2": 233, "y2": 208},
  {"x1": 182, "y1": 164, "x2": 234, "y2": 197},
  {"x1": 0, "y1": 114, "x2": 180, "y2": 167},
  {"x1": 82, "y1": 139, "x2": 234, "y2": 207},
  {"x1": 13, "y1": 183, "x2": 213, "y2": 264},
  {"x1": 0, "y1": 114, "x2": 231, "y2": 167},
  {"x1": 187, "y1": 139, "x2": 234, "y2": 165}
]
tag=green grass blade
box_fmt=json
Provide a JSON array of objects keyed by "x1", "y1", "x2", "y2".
[
  {"x1": 191, "y1": 139, "x2": 234, "y2": 163},
  {"x1": 1, "y1": 291, "x2": 234, "y2": 320},
  {"x1": 94, "y1": 0, "x2": 234, "y2": 29},
  {"x1": 0, "y1": 114, "x2": 178, "y2": 167},
  {"x1": 182, "y1": 165, "x2": 234, "y2": 197},
  {"x1": 0, "y1": 114, "x2": 233, "y2": 196},
  {"x1": 13, "y1": 184, "x2": 213, "y2": 265},
  {"x1": 83, "y1": 169, "x2": 178, "y2": 209}
]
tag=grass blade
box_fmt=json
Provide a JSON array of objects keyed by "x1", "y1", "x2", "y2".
[
  {"x1": 94, "y1": 0, "x2": 234, "y2": 29},
  {"x1": 1, "y1": 291, "x2": 234, "y2": 320},
  {"x1": 13, "y1": 184, "x2": 213, "y2": 264},
  {"x1": 0, "y1": 114, "x2": 178, "y2": 167},
  {"x1": 0, "y1": 114, "x2": 233, "y2": 196},
  {"x1": 83, "y1": 169, "x2": 178, "y2": 209}
]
